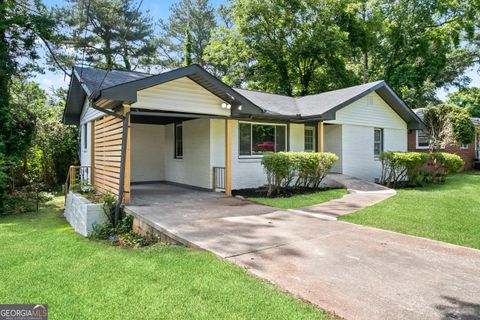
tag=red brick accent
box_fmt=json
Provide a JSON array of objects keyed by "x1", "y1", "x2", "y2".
[{"x1": 407, "y1": 130, "x2": 475, "y2": 170}]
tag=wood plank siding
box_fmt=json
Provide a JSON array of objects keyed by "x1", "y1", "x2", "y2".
[{"x1": 92, "y1": 110, "x2": 131, "y2": 202}]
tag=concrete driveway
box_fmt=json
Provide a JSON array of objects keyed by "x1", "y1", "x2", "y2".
[{"x1": 126, "y1": 182, "x2": 480, "y2": 320}]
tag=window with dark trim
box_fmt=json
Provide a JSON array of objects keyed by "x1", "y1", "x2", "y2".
[
  {"x1": 174, "y1": 123, "x2": 183, "y2": 159},
  {"x1": 239, "y1": 122, "x2": 287, "y2": 156},
  {"x1": 374, "y1": 128, "x2": 383, "y2": 159},
  {"x1": 304, "y1": 126, "x2": 316, "y2": 152},
  {"x1": 83, "y1": 123, "x2": 87, "y2": 149}
]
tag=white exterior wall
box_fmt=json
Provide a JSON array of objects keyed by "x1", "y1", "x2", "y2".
[
  {"x1": 131, "y1": 124, "x2": 165, "y2": 182},
  {"x1": 164, "y1": 119, "x2": 211, "y2": 189},
  {"x1": 134, "y1": 77, "x2": 230, "y2": 116},
  {"x1": 289, "y1": 124, "x2": 305, "y2": 152},
  {"x1": 324, "y1": 124, "x2": 343, "y2": 173},
  {"x1": 327, "y1": 92, "x2": 407, "y2": 181},
  {"x1": 230, "y1": 120, "x2": 305, "y2": 190}
]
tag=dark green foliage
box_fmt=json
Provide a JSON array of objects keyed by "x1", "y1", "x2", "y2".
[
  {"x1": 183, "y1": 28, "x2": 193, "y2": 66},
  {"x1": 262, "y1": 152, "x2": 338, "y2": 196},
  {"x1": 205, "y1": 0, "x2": 480, "y2": 106}
]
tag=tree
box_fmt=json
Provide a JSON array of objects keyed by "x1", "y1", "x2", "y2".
[
  {"x1": 447, "y1": 87, "x2": 480, "y2": 117},
  {"x1": 205, "y1": 0, "x2": 357, "y2": 96},
  {"x1": 53, "y1": 0, "x2": 155, "y2": 71},
  {"x1": 0, "y1": 0, "x2": 56, "y2": 212},
  {"x1": 423, "y1": 104, "x2": 475, "y2": 151},
  {"x1": 205, "y1": 0, "x2": 480, "y2": 105},
  {"x1": 157, "y1": 0, "x2": 217, "y2": 68},
  {"x1": 347, "y1": 0, "x2": 479, "y2": 107}
]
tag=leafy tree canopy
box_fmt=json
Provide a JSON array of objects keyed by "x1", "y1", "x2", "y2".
[
  {"x1": 205, "y1": 0, "x2": 480, "y2": 106},
  {"x1": 447, "y1": 87, "x2": 480, "y2": 117}
]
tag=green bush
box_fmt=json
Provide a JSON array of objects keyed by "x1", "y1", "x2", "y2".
[
  {"x1": 380, "y1": 151, "x2": 463, "y2": 187},
  {"x1": 380, "y1": 152, "x2": 429, "y2": 188},
  {"x1": 262, "y1": 152, "x2": 338, "y2": 196},
  {"x1": 429, "y1": 152, "x2": 463, "y2": 182}
]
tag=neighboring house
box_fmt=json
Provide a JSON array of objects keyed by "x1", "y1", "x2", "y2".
[
  {"x1": 63, "y1": 64, "x2": 423, "y2": 204},
  {"x1": 408, "y1": 108, "x2": 480, "y2": 169}
]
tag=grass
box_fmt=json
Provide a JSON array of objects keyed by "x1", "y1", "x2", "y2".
[
  {"x1": 0, "y1": 197, "x2": 331, "y2": 320},
  {"x1": 248, "y1": 189, "x2": 347, "y2": 209},
  {"x1": 340, "y1": 171, "x2": 480, "y2": 249}
]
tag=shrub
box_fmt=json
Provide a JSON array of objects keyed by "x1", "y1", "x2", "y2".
[
  {"x1": 262, "y1": 152, "x2": 338, "y2": 196},
  {"x1": 380, "y1": 151, "x2": 463, "y2": 187},
  {"x1": 380, "y1": 152, "x2": 429, "y2": 188},
  {"x1": 429, "y1": 152, "x2": 463, "y2": 182},
  {"x1": 101, "y1": 193, "x2": 118, "y2": 226}
]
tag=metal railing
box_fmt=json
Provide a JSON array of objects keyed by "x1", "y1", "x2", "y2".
[
  {"x1": 64, "y1": 166, "x2": 93, "y2": 200},
  {"x1": 212, "y1": 167, "x2": 226, "y2": 192}
]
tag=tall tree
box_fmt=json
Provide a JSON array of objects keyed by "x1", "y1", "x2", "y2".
[
  {"x1": 158, "y1": 0, "x2": 217, "y2": 68},
  {"x1": 347, "y1": 0, "x2": 479, "y2": 107},
  {"x1": 447, "y1": 87, "x2": 480, "y2": 117},
  {"x1": 54, "y1": 0, "x2": 155, "y2": 71},
  {"x1": 205, "y1": 0, "x2": 357, "y2": 96},
  {"x1": 183, "y1": 28, "x2": 193, "y2": 66},
  {"x1": 0, "y1": 0, "x2": 56, "y2": 211}
]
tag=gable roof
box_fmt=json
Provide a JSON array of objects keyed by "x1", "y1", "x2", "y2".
[{"x1": 64, "y1": 64, "x2": 424, "y2": 129}]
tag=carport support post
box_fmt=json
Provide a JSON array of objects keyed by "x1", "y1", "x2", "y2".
[
  {"x1": 225, "y1": 119, "x2": 232, "y2": 196},
  {"x1": 123, "y1": 105, "x2": 131, "y2": 204},
  {"x1": 317, "y1": 121, "x2": 324, "y2": 152}
]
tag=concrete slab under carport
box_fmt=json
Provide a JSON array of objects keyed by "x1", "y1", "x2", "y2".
[{"x1": 125, "y1": 181, "x2": 480, "y2": 320}]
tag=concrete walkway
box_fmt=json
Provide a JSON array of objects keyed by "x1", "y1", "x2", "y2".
[
  {"x1": 289, "y1": 174, "x2": 396, "y2": 220},
  {"x1": 126, "y1": 177, "x2": 480, "y2": 320}
]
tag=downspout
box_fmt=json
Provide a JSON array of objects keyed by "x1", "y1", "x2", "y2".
[{"x1": 114, "y1": 111, "x2": 130, "y2": 226}]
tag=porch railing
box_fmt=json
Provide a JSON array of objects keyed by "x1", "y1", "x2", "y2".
[
  {"x1": 212, "y1": 166, "x2": 226, "y2": 192},
  {"x1": 64, "y1": 165, "x2": 93, "y2": 200}
]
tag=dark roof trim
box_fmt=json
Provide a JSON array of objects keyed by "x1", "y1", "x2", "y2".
[
  {"x1": 63, "y1": 67, "x2": 87, "y2": 125},
  {"x1": 95, "y1": 64, "x2": 265, "y2": 115}
]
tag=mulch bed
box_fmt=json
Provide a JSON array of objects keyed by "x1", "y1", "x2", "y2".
[{"x1": 232, "y1": 186, "x2": 338, "y2": 198}]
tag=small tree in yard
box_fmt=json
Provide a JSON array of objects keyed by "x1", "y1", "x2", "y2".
[
  {"x1": 423, "y1": 104, "x2": 475, "y2": 152},
  {"x1": 421, "y1": 104, "x2": 472, "y2": 182}
]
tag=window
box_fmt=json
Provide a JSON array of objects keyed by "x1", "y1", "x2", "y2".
[
  {"x1": 174, "y1": 123, "x2": 183, "y2": 158},
  {"x1": 239, "y1": 122, "x2": 287, "y2": 156},
  {"x1": 416, "y1": 130, "x2": 430, "y2": 149},
  {"x1": 374, "y1": 128, "x2": 383, "y2": 159},
  {"x1": 304, "y1": 127, "x2": 316, "y2": 152},
  {"x1": 460, "y1": 144, "x2": 469, "y2": 149},
  {"x1": 83, "y1": 123, "x2": 87, "y2": 149}
]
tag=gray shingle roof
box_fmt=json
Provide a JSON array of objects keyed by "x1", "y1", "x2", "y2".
[
  {"x1": 66, "y1": 65, "x2": 424, "y2": 129},
  {"x1": 235, "y1": 81, "x2": 384, "y2": 117},
  {"x1": 73, "y1": 66, "x2": 152, "y2": 96}
]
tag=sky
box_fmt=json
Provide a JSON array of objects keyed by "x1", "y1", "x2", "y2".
[{"x1": 36, "y1": 0, "x2": 480, "y2": 101}]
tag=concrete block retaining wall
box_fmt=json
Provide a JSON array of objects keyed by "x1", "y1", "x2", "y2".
[{"x1": 64, "y1": 192, "x2": 107, "y2": 237}]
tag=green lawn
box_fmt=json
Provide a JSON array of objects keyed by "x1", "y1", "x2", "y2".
[
  {"x1": 248, "y1": 189, "x2": 347, "y2": 209},
  {"x1": 340, "y1": 171, "x2": 480, "y2": 249},
  {"x1": 0, "y1": 197, "x2": 331, "y2": 320}
]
